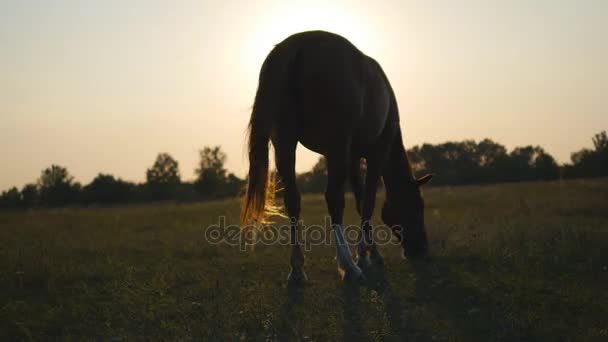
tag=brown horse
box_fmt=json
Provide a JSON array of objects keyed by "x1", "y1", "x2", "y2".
[{"x1": 241, "y1": 31, "x2": 432, "y2": 283}]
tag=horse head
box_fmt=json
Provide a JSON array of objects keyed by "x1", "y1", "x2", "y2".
[{"x1": 382, "y1": 174, "x2": 433, "y2": 258}]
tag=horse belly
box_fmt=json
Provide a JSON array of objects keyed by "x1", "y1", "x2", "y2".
[
  {"x1": 293, "y1": 78, "x2": 389, "y2": 155},
  {"x1": 295, "y1": 112, "x2": 342, "y2": 155},
  {"x1": 293, "y1": 76, "x2": 365, "y2": 154}
]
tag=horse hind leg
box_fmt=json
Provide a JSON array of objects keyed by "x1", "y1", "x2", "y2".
[
  {"x1": 274, "y1": 136, "x2": 307, "y2": 284},
  {"x1": 326, "y1": 143, "x2": 364, "y2": 281}
]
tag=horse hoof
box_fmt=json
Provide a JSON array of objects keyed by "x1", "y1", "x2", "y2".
[
  {"x1": 287, "y1": 270, "x2": 308, "y2": 285},
  {"x1": 342, "y1": 265, "x2": 365, "y2": 282}
]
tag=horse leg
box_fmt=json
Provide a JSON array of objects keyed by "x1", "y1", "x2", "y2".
[
  {"x1": 356, "y1": 133, "x2": 393, "y2": 267},
  {"x1": 350, "y1": 153, "x2": 383, "y2": 267},
  {"x1": 349, "y1": 154, "x2": 363, "y2": 216},
  {"x1": 356, "y1": 154, "x2": 385, "y2": 268},
  {"x1": 326, "y1": 143, "x2": 363, "y2": 281},
  {"x1": 275, "y1": 138, "x2": 307, "y2": 284}
]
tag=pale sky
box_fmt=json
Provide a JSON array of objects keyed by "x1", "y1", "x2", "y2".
[{"x1": 1, "y1": 0, "x2": 606, "y2": 190}]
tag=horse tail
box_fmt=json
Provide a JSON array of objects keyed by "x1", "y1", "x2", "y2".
[{"x1": 240, "y1": 45, "x2": 295, "y2": 226}]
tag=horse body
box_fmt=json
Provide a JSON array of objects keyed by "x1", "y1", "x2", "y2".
[
  {"x1": 275, "y1": 31, "x2": 392, "y2": 156},
  {"x1": 242, "y1": 31, "x2": 431, "y2": 283}
]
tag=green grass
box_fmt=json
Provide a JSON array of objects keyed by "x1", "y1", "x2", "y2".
[{"x1": 1, "y1": 179, "x2": 607, "y2": 340}]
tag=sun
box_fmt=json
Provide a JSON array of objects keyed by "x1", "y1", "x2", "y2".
[{"x1": 242, "y1": 1, "x2": 378, "y2": 80}]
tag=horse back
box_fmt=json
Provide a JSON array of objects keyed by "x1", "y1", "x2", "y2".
[{"x1": 269, "y1": 31, "x2": 396, "y2": 154}]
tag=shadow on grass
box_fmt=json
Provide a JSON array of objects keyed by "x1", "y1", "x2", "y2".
[
  {"x1": 407, "y1": 256, "x2": 532, "y2": 341},
  {"x1": 273, "y1": 256, "x2": 534, "y2": 340},
  {"x1": 272, "y1": 283, "x2": 306, "y2": 340},
  {"x1": 360, "y1": 264, "x2": 420, "y2": 340},
  {"x1": 350, "y1": 256, "x2": 535, "y2": 341},
  {"x1": 341, "y1": 282, "x2": 367, "y2": 341},
  {"x1": 276, "y1": 279, "x2": 371, "y2": 340}
]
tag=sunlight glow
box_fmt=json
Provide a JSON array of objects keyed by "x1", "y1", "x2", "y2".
[{"x1": 242, "y1": 1, "x2": 379, "y2": 80}]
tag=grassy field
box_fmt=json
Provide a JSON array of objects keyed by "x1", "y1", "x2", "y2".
[{"x1": 1, "y1": 179, "x2": 607, "y2": 341}]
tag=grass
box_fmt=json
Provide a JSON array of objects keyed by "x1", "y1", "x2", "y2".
[{"x1": 0, "y1": 178, "x2": 607, "y2": 340}]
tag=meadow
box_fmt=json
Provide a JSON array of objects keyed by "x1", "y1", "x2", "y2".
[{"x1": 1, "y1": 179, "x2": 607, "y2": 341}]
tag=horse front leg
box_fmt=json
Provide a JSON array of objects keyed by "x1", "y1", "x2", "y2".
[
  {"x1": 349, "y1": 154, "x2": 364, "y2": 216},
  {"x1": 356, "y1": 144, "x2": 391, "y2": 268},
  {"x1": 326, "y1": 147, "x2": 363, "y2": 281},
  {"x1": 356, "y1": 168, "x2": 384, "y2": 268}
]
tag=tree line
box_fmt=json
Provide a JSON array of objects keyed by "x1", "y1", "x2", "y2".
[
  {"x1": 409, "y1": 131, "x2": 607, "y2": 185},
  {"x1": 0, "y1": 146, "x2": 244, "y2": 208},
  {"x1": 1, "y1": 131, "x2": 607, "y2": 209},
  {"x1": 294, "y1": 131, "x2": 608, "y2": 190}
]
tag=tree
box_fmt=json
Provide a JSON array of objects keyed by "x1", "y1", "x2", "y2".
[
  {"x1": 146, "y1": 153, "x2": 181, "y2": 185},
  {"x1": 592, "y1": 131, "x2": 608, "y2": 175},
  {"x1": 565, "y1": 131, "x2": 608, "y2": 178},
  {"x1": 0, "y1": 187, "x2": 21, "y2": 208},
  {"x1": 475, "y1": 139, "x2": 510, "y2": 182},
  {"x1": 296, "y1": 157, "x2": 327, "y2": 193},
  {"x1": 38, "y1": 165, "x2": 80, "y2": 206},
  {"x1": 195, "y1": 146, "x2": 227, "y2": 198},
  {"x1": 225, "y1": 173, "x2": 246, "y2": 197},
  {"x1": 411, "y1": 141, "x2": 482, "y2": 185},
  {"x1": 407, "y1": 146, "x2": 426, "y2": 174},
  {"x1": 194, "y1": 146, "x2": 243, "y2": 198},
  {"x1": 82, "y1": 174, "x2": 134, "y2": 204},
  {"x1": 146, "y1": 153, "x2": 181, "y2": 200},
  {"x1": 506, "y1": 146, "x2": 559, "y2": 181},
  {"x1": 592, "y1": 131, "x2": 608, "y2": 152},
  {"x1": 477, "y1": 139, "x2": 508, "y2": 167},
  {"x1": 21, "y1": 183, "x2": 38, "y2": 207},
  {"x1": 532, "y1": 149, "x2": 560, "y2": 180},
  {"x1": 380, "y1": 139, "x2": 560, "y2": 187}
]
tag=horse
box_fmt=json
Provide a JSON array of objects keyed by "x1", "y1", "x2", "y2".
[{"x1": 241, "y1": 31, "x2": 433, "y2": 283}]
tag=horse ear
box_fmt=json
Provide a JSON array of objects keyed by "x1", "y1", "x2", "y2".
[{"x1": 416, "y1": 174, "x2": 433, "y2": 186}]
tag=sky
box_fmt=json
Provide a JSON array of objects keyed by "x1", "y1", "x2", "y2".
[{"x1": 1, "y1": 0, "x2": 606, "y2": 190}]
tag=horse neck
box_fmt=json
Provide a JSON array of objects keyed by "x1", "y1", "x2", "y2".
[{"x1": 383, "y1": 130, "x2": 416, "y2": 200}]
